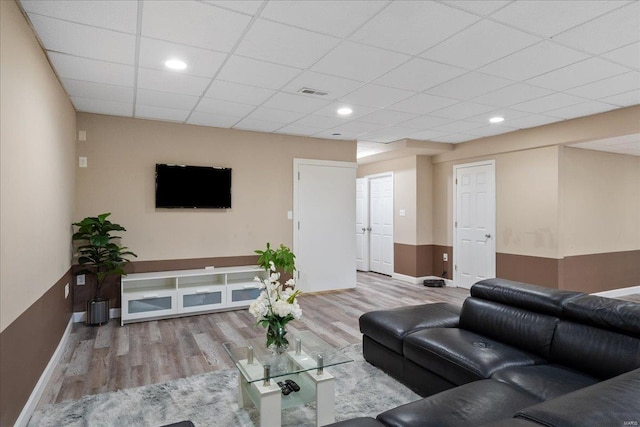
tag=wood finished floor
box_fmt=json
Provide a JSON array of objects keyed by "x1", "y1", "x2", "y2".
[{"x1": 36, "y1": 272, "x2": 469, "y2": 409}]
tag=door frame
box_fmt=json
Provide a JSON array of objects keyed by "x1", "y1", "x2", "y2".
[
  {"x1": 356, "y1": 177, "x2": 370, "y2": 272},
  {"x1": 452, "y1": 160, "x2": 496, "y2": 288},
  {"x1": 358, "y1": 172, "x2": 394, "y2": 275}
]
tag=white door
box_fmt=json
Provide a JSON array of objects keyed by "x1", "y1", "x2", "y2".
[
  {"x1": 294, "y1": 159, "x2": 357, "y2": 293},
  {"x1": 369, "y1": 174, "x2": 394, "y2": 276},
  {"x1": 454, "y1": 161, "x2": 496, "y2": 289},
  {"x1": 355, "y1": 178, "x2": 369, "y2": 271}
]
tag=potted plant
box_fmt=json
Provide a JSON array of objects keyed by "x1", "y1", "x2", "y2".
[{"x1": 72, "y1": 213, "x2": 137, "y2": 325}]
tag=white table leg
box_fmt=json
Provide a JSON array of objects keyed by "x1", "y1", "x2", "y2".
[
  {"x1": 255, "y1": 381, "x2": 281, "y2": 427},
  {"x1": 304, "y1": 370, "x2": 335, "y2": 426}
]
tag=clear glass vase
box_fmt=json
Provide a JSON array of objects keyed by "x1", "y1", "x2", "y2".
[{"x1": 266, "y1": 323, "x2": 289, "y2": 354}]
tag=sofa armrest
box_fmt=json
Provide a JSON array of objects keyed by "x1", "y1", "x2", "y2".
[{"x1": 516, "y1": 368, "x2": 640, "y2": 427}]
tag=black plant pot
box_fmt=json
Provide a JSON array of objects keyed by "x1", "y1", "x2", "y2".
[{"x1": 86, "y1": 298, "x2": 109, "y2": 326}]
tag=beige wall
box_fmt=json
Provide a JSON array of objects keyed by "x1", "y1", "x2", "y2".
[
  {"x1": 432, "y1": 146, "x2": 561, "y2": 258},
  {"x1": 561, "y1": 147, "x2": 640, "y2": 256},
  {"x1": 357, "y1": 156, "x2": 417, "y2": 245},
  {"x1": 75, "y1": 113, "x2": 356, "y2": 261},
  {"x1": 0, "y1": 0, "x2": 77, "y2": 331}
]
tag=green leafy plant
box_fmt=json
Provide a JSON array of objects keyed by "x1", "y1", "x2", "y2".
[
  {"x1": 255, "y1": 242, "x2": 296, "y2": 275},
  {"x1": 72, "y1": 213, "x2": 137, "y2": 300}
]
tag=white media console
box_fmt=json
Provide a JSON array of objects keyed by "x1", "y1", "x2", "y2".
[{"x1": 120, "y1": 266, "x2": 267, "y2": 325}]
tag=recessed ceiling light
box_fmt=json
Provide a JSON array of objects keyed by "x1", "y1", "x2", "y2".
[
  {"x1": 337, "y1": 107, "x2": 353, "y2": 116},
  {"x1": 489, "y1": 116, "x2": 505, "y2": 124},
  {"x1": 164, "y1": 59, "x2": 187, "y2": 70}
]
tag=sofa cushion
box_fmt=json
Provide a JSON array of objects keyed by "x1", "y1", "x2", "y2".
[
  {"x1": 404, "y1": 328, "x2": 546, "y2": 385},
  {"x1": 551, "y1": 320, "x2": 640, "y2": 379},
  {"x1": 376, "y1": 379, "x2": 541, "y2": 427},
  {"x1": 459, "y1": 298, "x2": 559, "y2": 359},
  {"x1": 562, "y1": 294, "x2": 640, "y2": 336},
  {"x1": 471, "y1": 278, "x2": 583, "y2": 316},
  {"x1": 359, "y1": 303, "x2": 460, "y2": 354},
  {"x1": 325, "y1": 418, "x2": 386, "y2": 427},
  {"x1": 491, "y1": 364, "x2": 598, "y2": 401},
  {"x1": 516, "y1": 368, "x2": 640, "y2": 427}
]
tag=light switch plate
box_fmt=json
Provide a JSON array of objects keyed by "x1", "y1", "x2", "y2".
[
  {"x1": 79, "y1": 157, "x2": 87, "y2": 168},
  {"x1": 77, "y1": 274, "x2": 85, "y2": 285},
  {"x1": 399, "y1": 209, "x2": 406, "y2": 216}
]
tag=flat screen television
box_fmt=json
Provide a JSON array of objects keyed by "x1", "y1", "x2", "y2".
[{"x1": 155, "y1": 164, "x2": 232, "y2": 209}]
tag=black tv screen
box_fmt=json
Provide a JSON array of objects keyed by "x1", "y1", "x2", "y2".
[{"x1": 155, "y1": 164, "x2": 232, "y2": 209}]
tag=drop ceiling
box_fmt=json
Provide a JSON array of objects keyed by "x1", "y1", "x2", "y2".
[{"x1": 19, "y1": 0, "x2": 640, "y2": 157}]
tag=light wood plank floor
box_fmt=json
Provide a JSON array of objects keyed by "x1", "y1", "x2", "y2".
[{"x1": 36, "y1": 272, "x2": 469, "y2": 409}]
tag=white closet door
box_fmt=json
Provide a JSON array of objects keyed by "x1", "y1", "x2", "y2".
[
  {"x1": 368, "y1": 174, "x2": 394, "y2": 276},
  {"x1": 294, "y1": 160, "x2": 357, "y2": 293}
]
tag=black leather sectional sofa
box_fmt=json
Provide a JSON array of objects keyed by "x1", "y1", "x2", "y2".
[{"x1": 330, "y1": 278, "x2": 640, "y2": 427}]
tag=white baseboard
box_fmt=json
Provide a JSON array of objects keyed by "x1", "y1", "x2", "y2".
[
  {"x1": 392, "y1": 273, "x2": 454, "y2": 287},
  {"x1": 592, "y1": 285, "x2": 640, "y2": 298},
  {"x1": 72, "y1": 308, "x2": 121, "y2": 323},
  {"x1": 14, "y1": 317, "x2": 73, "y2": 427}
]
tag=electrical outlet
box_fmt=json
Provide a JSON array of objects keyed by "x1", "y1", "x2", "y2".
[
  {"x1": 77, "y1": 274, "x2": 85, "y2": 285},
  {"x1": 65, "y1": 283, "x2": 69, "y2": 299},
  {"x1": 443, "y1": 253, "x2": 448, "y2": 262}
]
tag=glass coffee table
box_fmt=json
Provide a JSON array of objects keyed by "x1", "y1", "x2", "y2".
[{"x1": 222, "y1": 330, "x2": 353, "y2": 427}]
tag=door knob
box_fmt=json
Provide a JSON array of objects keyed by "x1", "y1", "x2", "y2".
[
  {"x1": 485, "y1": 233, "x2": 492, "y2": 238},
  {"x1": 362, "y1": 227, "x2": 366, "y2": 233},
  {"x1": 367, "y1": 227, "x2": 372, "y2": 231}
]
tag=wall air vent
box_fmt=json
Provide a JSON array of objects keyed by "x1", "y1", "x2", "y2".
[{"x1": 298, "y1": 87, "x2": 329, "y2": 96}]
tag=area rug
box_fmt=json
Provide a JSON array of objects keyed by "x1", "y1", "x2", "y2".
[{"x1": 28, "y1": 345, "x2": 419, "y2": 426}]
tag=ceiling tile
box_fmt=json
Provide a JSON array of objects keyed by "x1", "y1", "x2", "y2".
[
  {"x1": 601, "y1": 42, "x2": 640, "y2": 69},
  {"x1": 312, "y1": 102, "x2": 377, "y2": 120},
  {"x1": 466, "y1": 108, "x2": 530, "y2": 125},
  {"x1": 20, "y1": 0, "x2": 138, "y2": 33},
  {"x1": 552, "y1": 2, "x2": 640, "y2": 55},
  {"x1": 433, "y1": 133, "x2": 475, "y2": 143},
  {"x1": 262, "y1": 92, "x2": 330, "y2": 114},
  {"x1": 360, "y1": 126, "x2": 420, "y2": 143},
  {"x1": 390, "y1": 93, "x2": 458, "y2": 114},
  {"x1": 313, "y1": 129, "x2": 359, "y2": 140},
  {"x1": 545, "y1": 101, "x2": 619, "y2": 120},
  {"x1": 464, "y1": 125, "x2": 518, "y2": 138},
  {"x1": 597, "y1": 90, "x2": 640, "y2": 107},
  {"x1": 502, "y1": 114, "x2": 563, "y2": 130},
  {"x1": 137, "y1": 68, "x2": 211, "y2": 96},
  {"x1": 526, "y1": 58, "x2": 630, "y2": 91},
  {"x1": 340, "y1": 84, "x2": 414, "y2": 109},
  {"x1": 479, "y1": 41, "x2": 589, "y2": 81},
  {"x1": 491, "y1": 1, "x2": 625, "y2": 38},
  {"x1": 135, "y1": 105, "x2": 190, "y2": 122},
  {"x1": 311, "y1": 41, "x2": 411, "y2": 82},
  {"x1": 217, "y1": 55, "x2": 302, "y2": 90},
  {"x1": 434, "y1": 120, "x2": 483, "y2": 133},
  {"x1": 234, "y1": 19, "x2": 340, "y2": 69},
  {"x1": 374, "y1": 58, "x2": 466, "y2": 92},
  {"x1": 440, "y1": 1, "x2": 511, "y2": 17},
  {"x1": 141, "y1": 1, "x2": 251, "y2": 52},
  {"x1": 421, "y1": 20, "x2": 539, "y2": 70},
  {"x1": 48, "y1": 52, "x2": 134, "y2": 86},
  {"x1": 333, "y1": 120, "x2": 386, "y2": 135},
  {"x1": 427, "y1": 72, "x2": 512, "y2": 100},
  {"x1": 349, "y1": 1, "x2": 479, "y2": 55},
  {"x1": 430, "y1": 102, "x2": 497, "y2": 120},
  {"x1": 187, "y1": 111, "x2": 242, "y2": 128},
  {"x1": 204, "y1": 80, "x2": 275, "y2": 105},
  {"x1": 61, "y1": 79, "x2": 133, "y2": 104},
  {"x1": 202, "y1": 1, "x2": 264, "y2": 16},
  {"x1": 471, "y1": 83, "x2": 554, "y2": 107},
  {"x1": 138, "y1": 38, "x2": 227, "y2": 78},
  {"x1": 405, "y1": 129, "x2": 451, "y2": 141},
  {"x1": 282, "y1": 71, "x2": 363, "y2": 100},
  {"x1": 28, "y1": 14, "x2": 135, "y2": 65},
  {"x1": 399, "y1": 115, "x2": 452, "y2": 129},
  {"x1": 566, "y1": 72, "x2": 640, "y2": 99},
  {"x1": 512, "y1": 93, "x2": 587, "y2": 114},
  {"x1": 260, "y1": 1, "x2": 387, "y2": 38},
  {"x1": 293, "y1": 114, "x2": 351, "y2": 129},
  {"x1": 136, "y1": 88, "x2": 200, "y2": 110},
  {"x1": 245, "y1": 107, "x2": 306, "y2": 124},
  {"x1": 358, "y1": 110, "x2": 420, "y2": 126},
  {"x1": 233, "y1": 118, "x2": 287, "y2": 133},
  {"x1": 196, "y1": 98, "x2": 256, "y2": 116},
  {"x1": 71, "y1": 96, "x2": 133, "y2": 116},
  {"x1": 277, "y1": 123, "x2": 325, "y2": 137}
]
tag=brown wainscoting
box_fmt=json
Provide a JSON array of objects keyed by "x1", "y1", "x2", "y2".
[
  {"x1": 559, "y1": 250, "x2": 640, "y2": 293},
  {"x1": 394, "y1": 244, "x2": 434, "y2": 278},
  {"x1": 0, "y1": 269, "x2": 73, "y2": 427},
  {"x1": 496, "y1": 253, "x2": 560, "y2": 289},
  {"x1": 72, "y1": 255, "x2": 260, "y2": 311}
]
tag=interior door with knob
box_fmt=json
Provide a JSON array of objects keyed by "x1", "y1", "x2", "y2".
[
  {"x1": 369, "y1": 174, "x2": 394, "y2": 276},
  {"x1": 356, "y1": 178, "x2": 370, "y2": 271},
  {"x1": 454, "y1": 161, "x2": 496, "y2": 289}
]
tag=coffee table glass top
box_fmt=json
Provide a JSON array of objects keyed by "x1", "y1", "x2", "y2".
[{"x1": 222, "y1": 330, "x2": 353, "y2": 383}]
